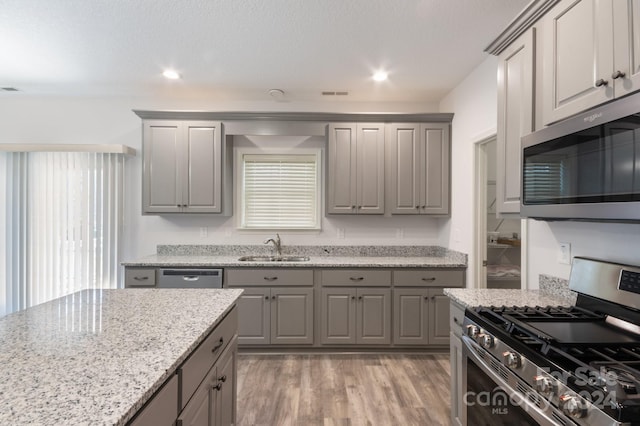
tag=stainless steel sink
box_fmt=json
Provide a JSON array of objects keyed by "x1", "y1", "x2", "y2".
[{"x1": 238, "y1": 255, "x2": 310, "y2": 262}]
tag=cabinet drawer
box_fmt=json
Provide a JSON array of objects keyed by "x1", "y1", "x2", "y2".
[
  {"x1": 129, "y1": 373, "x2": 178, "y2": 426},
  {"x1": 125, "y1": 268, "x2": 157, "y2": 287},
  {"x1": 449, "y1": 300, "x2": 465, "y2": 338},
  {"x1": 393, "y1": 269, "x2": 464, "y2": 287},
  {"x1": 321, "y1": 269, "x2": 391, "y2": 286},
  {"x1": 179, "y1": 307, "x2": 237, "y2": 410},
  {"x1": 225, "y1": 269, "x2": 313, "y2": 286}
]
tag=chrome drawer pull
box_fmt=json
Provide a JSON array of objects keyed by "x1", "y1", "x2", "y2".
[
  {"x1": 133, "y1": 276, "x2": 149, "y2": 281},
  {"x1": 182, "y1": 276, "x2": 200, "y2": 281},
  {"x1": 350, "y1": 277, "x2": 364, "y2": 281},
  {"x1": 264, "y1": 276, "x2": 278, "y2": 281},
  {"x1": 421, "y1": 277, "x2": 436, "y2": 282}
]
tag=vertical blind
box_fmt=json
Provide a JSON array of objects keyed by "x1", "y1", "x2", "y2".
[
  {"x1": 241, "y1": 154, "x2": 320, "y2": 229},
  {"x1": 3, "y1": 151, "x2": 125, "y2": 315}
]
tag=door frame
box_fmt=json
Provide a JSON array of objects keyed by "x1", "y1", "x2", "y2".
[
  {"x1": 473, "y1": 134, "x2": 494, "y2": 289},
  {"x1": 473, "y1": 132, "x2": 528, "y2": 290}
]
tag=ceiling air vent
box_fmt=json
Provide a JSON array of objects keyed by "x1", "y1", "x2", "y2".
[
  {"x1": 322, "y1": 91, "x2": 349, "y2": 96},
  {"x1": 1, "y1": 87, "x2": 19, "y2": 91}
]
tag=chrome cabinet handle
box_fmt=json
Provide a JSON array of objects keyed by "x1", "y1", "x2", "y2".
[
  {"x1": 351, "y1": 296, "x2": 356, "y2": 300},
  {"x1": 133, "y1": 276, "x2": 149, "y2": 281},
  {"x1": 453, "y1": 317, "x2": 460, "y2": 325},
  {"x1": 349, "y1": 277, "x2": 364, "y2": 281},
  {"x1": 421, "y1": 277, "x2": 436, "y2": 282},
  {"x1": 612, "y1": 70, "x2": 626, "y2": 79},
  {"x1": 264, "y1": 276, "x2": 278, "y2": 281},
  {"x1": 213, "y1": 383, "x2": 222, "y2": 391},
  {"x1": 218, "y1": 375, "x2": 227, "y2": 383},
  {"x1": 595, "y1": 78, "x2": 608, "y2": 87}
]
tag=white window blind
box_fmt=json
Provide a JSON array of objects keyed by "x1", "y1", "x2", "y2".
[
  {"x1": 2, "y1": 151, "x2": 126, "y2": 315},
  {"x1": 240, "y1": 153, "x2": 320, "y2": 229}
]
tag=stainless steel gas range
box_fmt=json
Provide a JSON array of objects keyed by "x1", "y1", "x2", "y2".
[{"x1": 462, "y1": 257, "x2": 640, "y2": 426}]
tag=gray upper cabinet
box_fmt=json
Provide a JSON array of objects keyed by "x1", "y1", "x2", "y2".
[
  {"x1": 542, "y1": 0, "x2": 640, "y2": 125},
  {"x1": 496, "y1": 28, "x2": 535, "y2": 215},
  {"x1": 143, "y1": 120, "x2": 222, "y2": 214},
  {"x1": 327, "y1": 123, "x2": 385, "y2": 214},
  {"x1": 388, "y1": 123, "x2": 450, "y2": 215}
]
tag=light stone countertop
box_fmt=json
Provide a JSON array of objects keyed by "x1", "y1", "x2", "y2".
[
  {"x1": 122, "y1": 254, "x2": 467, "y2": 268},
  {"x1": 0, "y1": 288, "x2": 243, "y2": 426},
  {"x1": 443, "y1": 288, "x2": 576, "y2": 309}
]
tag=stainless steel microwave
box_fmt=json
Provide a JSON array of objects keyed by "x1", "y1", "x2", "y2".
[{"x1": 521, "y1": 91, "x2": 640, "y2": 221}]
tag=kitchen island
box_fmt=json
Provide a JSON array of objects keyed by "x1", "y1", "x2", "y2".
[{"x1": 0, "y1": 288, "x2": 242, "y2": 425}]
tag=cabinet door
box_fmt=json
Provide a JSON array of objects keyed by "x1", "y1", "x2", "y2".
[
  {"x1": 356, "y1": 123, "x2": 385, "y2": 214},
  {"x1": 542, "y1": 0, "x2": 614, "y2": 125},
  {"x1": 215, "y1": 339, "x2": 237, "y2": 426},
  {"x1": 143, "y1": 120, "x2": 183, "y2": 213},
  {"x1": 183, "y1": 121, "x2": 222, "y2": 213},
  {"x1": 270, "y1": 288, "x2": 314, "y2": 344},
  {"x1": 130, "y1": 374, "x2": 179, "y2": 426},
  {"x1": 428, "y1": 288, "x2": 450, "y2": 345},
  {"x1": 613, "y1": 0, "x2": 640, "y2": 97},
  {"x1": 177, "y1": 365, "x2": 217, "y2": 426},
  {"x1": 420, "y1": 123, "x2": 450, "y2": 215},
  {"x1": 320, "y1": 288, "x2": 356, "y2": 344},
  {"x1": 497, "y1": 29, "x2": 534, "y2": 215},
  {"x1": 450, "y1": 334, "x2": 464, "y2": 426},
  {"x1": 356, "y1": 288, "x2": 391, "y2": 344},
  {"x1": 235, "y1": 288, "x2": 270, "y2": 345},
  {"x1": 388, "y1": 124, "x2": 421, "y2": 214},
  {"x1": 327, "y1": 123, "x2": 357, "y2": 214},
  {"x1": 393, "y1": 288, "x2": 429, "y2": 345}
]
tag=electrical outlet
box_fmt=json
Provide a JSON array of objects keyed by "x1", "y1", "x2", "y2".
[
  {"x1": 396, "y1": 228, "x2": 404, "y2": 239},
  {"x1": 337, "y1": 228, "x2": 345, "y2": 239},
  {"x1": 559, "y1": 242, "x2": 571, "y2": 264},
  {"x1": 199, "y1": 227, "x2": 208, "y2": 238}
]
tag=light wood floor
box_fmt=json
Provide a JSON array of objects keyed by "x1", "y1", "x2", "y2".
[{"x1": 236, "y1": 353, "x2": 451, "y2": 426}]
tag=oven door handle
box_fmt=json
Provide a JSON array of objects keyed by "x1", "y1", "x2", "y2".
[{"x1": 462, "y1": 336, "x2": 566, "y2": 426}]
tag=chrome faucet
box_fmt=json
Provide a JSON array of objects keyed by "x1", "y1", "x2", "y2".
[{"x1": 264, "y1": 233, "x2": 282, "y2": 257}]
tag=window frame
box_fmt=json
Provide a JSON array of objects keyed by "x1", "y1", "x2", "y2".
[{"x1": 234, "y1": 147, "x2": 322, "y2": 231}]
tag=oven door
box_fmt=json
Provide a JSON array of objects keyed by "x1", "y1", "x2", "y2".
[{"x1": 462, "y1": 335, "x2": 569, "y2": 426}]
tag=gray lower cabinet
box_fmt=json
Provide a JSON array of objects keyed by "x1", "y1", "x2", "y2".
[
  {"x1": 127, "y1": 307, "x2": 238, "y2": 426},
  {"x1": 233, "y1": 287, "x2": 314, "y2": 345},
  {"x1": 449, "y1": 299, "x2": 465, "y2": 426},
  {"x1": 320, "y1": 287, "x2": 391, "y2": 345},
  {"x1": 177, "y1": 336, "x2": 237, "y2": 426},
  {"x1": 393, "y1": 288, "x2": 450, "y2": 345}
]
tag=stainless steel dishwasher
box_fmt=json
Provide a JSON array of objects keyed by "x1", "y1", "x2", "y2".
[{"x1": 157, "y1": 268, "x2": 223, "y2": 289}]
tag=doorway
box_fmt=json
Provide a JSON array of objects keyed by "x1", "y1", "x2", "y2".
[{"x1": 474, "y1": 136, "x2": 524, "y2": 289}]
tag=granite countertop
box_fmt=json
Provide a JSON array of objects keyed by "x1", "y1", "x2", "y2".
[
  {"x1": 123, "y1": 244, "x2": 468, "y2": 269},
  {"x1": 443, "y1": 288, "x2": 576, "y2": 309},
  {"x1": 122, "y1": 254, "x2": 467, "y2": 268},
  {"x1": 0, "y1": 288, "x2": 243, "y2": 426}
]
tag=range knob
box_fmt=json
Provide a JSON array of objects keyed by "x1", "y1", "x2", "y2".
[
  {"x1": 503, "y1": 351, "x2": 523, "y2": 369},
  {"x1": 534, "y1": 375, "x2": 557, "y2": 397},
  {"x1": 479, "y1": 333, "x2": 495, "y2": 349},
  {"x1": 466, "y1": 325, "x2": 481, "y2": 339},
  {"x1": 559, "y1": 394, "x2": 587, "y2": 419}
]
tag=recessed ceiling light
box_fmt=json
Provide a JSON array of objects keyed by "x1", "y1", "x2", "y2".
[
  {"x1": 372, "y1": 71, "x2": 388, "y2": 82},
  {"x1": 162, "y1": 70, "x2": 181, "y2": 80}
]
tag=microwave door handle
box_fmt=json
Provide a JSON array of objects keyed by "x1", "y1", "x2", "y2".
[{"x1": 461, "y1": 337, "x2": 565, "y2": 426}]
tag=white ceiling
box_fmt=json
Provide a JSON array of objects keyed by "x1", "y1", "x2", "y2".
[{"x1": 0, "y1": 0, "x2": 529, "y2": 103}]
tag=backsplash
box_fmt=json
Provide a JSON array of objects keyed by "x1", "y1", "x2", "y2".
[
  {"x1": 157, "y1": 244, "x2": 468, "y2": 263},
  {"x1": 539, "y1": 274, "x2": 576, "y2": 305}
]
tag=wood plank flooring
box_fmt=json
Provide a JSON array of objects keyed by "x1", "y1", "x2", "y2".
[{"x1": 236, "y1": 354, "x2": 451, "y2": 426}]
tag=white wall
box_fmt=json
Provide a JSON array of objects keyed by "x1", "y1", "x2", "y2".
[
  {"x1": 526, "y1": 220, "x2": 640, "y2": 287},
  {"x1": 438, "y1": 56, "x2": 500, "y2": 287},
  {"x1": 0, "y1": 96, "x2": 444, "y2": 262}
]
